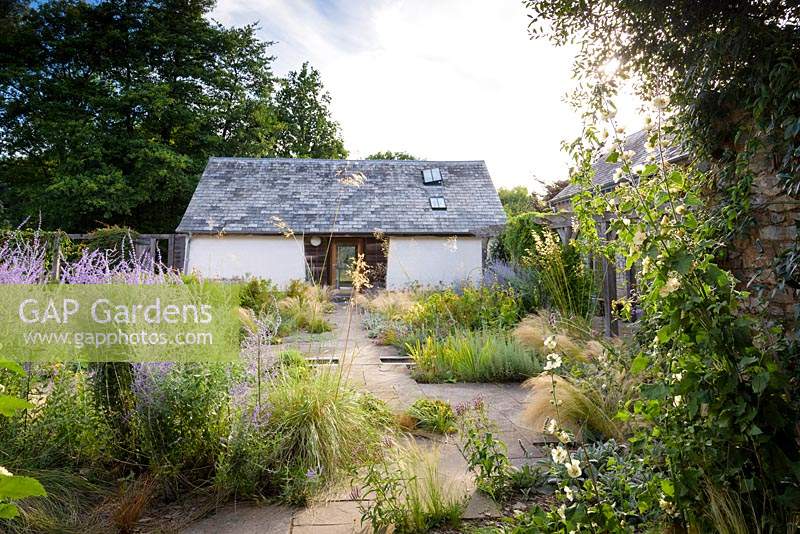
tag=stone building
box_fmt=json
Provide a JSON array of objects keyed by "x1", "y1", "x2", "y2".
[{"x1": 549, "y1": 129, "x2": 798, "y2": 327}]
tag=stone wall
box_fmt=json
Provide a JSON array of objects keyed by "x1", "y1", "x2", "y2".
[
  {"x1": 721, "y1": 156, "x2": 799, "y2": 324},
  {"x1": 550, "y1": 152, "x2": 798, "y2": 326}
]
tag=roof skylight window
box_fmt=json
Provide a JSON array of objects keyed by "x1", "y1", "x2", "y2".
[
  {"x1": 429, "y1": 196, "x2": 446, "y2": 210},
  {"x1": 422, "y1": 168, "x2": 443, "y2": 185}
]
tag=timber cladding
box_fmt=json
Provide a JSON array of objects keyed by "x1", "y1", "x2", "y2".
[{"x1": 304, "y1": 235, "x2": 387, "y2": 288}]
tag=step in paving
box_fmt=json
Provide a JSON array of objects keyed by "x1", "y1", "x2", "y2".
[
  {"x1": 306, "y1": 356, "x2": 340, "y2": 365},
  {"x1": 377, "y1": 355, "x2": 414, "y2": 365}
]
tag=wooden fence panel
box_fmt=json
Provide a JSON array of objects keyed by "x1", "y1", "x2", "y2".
[{"x1": 65, "y1": 233, "x2": 188, "y2": 272}]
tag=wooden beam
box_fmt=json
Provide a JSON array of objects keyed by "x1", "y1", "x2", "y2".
[
  {"x1": 50, "y1": 233, "x2": 62, "y2": 282},
  {"x1": 66, "y1": 233, "x2": 179, "y2": 240},
  {"x1": 599, "y1": 220, "x2": 619, "y2": 337},
  {"x1": 167, "y1": 234, "x2": 175, "y2": 269}
]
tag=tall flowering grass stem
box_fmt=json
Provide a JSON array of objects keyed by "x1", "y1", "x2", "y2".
[
  {"x1": 335, "y1": 299, "x2": 355, "y2": 400},
  {"x1": 257, "y1": 337, "x2": 263, "y2": 411}
]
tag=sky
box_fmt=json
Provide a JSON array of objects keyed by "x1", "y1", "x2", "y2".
[{"x1": 211, "y1": 0, "x2": 641, "y2": 192}]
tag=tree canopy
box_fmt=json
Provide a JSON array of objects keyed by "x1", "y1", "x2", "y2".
[
  {"x1": 498, "y1": 182, "x2": 572, "y2": 216},
  {"x1": 497, "y1": 186, "x2": 540, "y2": 217},
  {"x1": 0, "y1": 0, "x2": 347, "y2": 232},
  {"x1": 527, "y1": 0, "x2": 800, "y2": 217},
  {"x1": 539, "y1": 178, "x2": 570, "y2": 203},
  {"x1": 273, "y1": 62, "x2": 347, "y2": 160},
  {"x1": 365, "y1": 151, "x2": 417, "y2": 160}
]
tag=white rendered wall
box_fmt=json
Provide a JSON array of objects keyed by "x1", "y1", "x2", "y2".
[
  {"x1": 186, "y1": 235, "x2": 305, "y2": 287},
  {"x1": 386, "y1": 236, "x2": 483, "y2": 289}
]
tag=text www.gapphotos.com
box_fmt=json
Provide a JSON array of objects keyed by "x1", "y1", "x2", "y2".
[{"x1": 22, "y1": 330, "x2": 214, "y2": 349}]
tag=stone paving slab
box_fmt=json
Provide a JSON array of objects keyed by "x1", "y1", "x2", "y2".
[
  {"x1": 292, "y1": 500, "x2": 366, "y2": 527},
  {"x1": 181, "y1": 503, "x2": 294, "y2": 534},
  {"x1": 291, "y1": 524, "x2": 367, "y2": 534},
  {"x1": 463, "y1": 491, "x2": 503, "y2": 519},
  {"x1": 511, "y1": 455, "x2": 547, "y2": 468}
]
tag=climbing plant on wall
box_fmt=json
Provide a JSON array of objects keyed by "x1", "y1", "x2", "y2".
[{"x1": 524, "y1": 1, "x2": 800, "y2": 530}]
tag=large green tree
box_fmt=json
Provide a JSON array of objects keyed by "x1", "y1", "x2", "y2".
[
  {"x1": 539, "y1": 178, "x2": 569, "y2": 203},
  {"x1": 0, "y1": 1, "x2": 347, "y2": 232},
  {"x1": 365, "y1": 151, "x2": 417, "y2": 160},
  {"x1": 273, "y1": 62, "x2": 347, "y2": 160},
  {"x1": 497, "y1": 186, "x2": 539, "y2": 216}
]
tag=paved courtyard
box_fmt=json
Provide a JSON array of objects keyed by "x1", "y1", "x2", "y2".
[{"x1": 183, "y1": 303, "x2": 545, "y2": 533}]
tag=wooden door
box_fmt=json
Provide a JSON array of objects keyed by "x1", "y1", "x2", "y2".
[{"x1": 329, "y1": 238, "x2": 364, "y2": 288}]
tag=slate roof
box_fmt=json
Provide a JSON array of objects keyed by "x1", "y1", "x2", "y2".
[
  {"x1": 177, "y1": 158, "x2": 507, "y2": 236},
  {"x1": 550, "y1": 129, "x2": 687, "y2": 205}
]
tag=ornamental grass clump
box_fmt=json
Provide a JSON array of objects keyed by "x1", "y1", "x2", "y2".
[
  {"x1": 358, "y1": 290, "x2": 417, "y2": 319},
  {"x1": 278, "y1": 292, "x2": 333, "y2": 334},
  {"x1": 217, "y1": 358, "x2": 393, "y2": 504},
  {"x1": 703, "y1": 482, "x2": 750, "y2": 534},
  {"x1": 522, "y1": 374, "x2": 626, "y2": 442},
  {"x1": 512, "y1": 312, "x2": 606, "y2": 363},
  {"x1": 358, "y1": 438, "x2": 468, "y2": 533},
  {"x1": 407, "y1": 330, "x2": 541, "y2": 383},
  {"x1": 265, "y1": 367, "x2": 389, "y2": 503},
  {"x1": 522, "y1": 331, "x2": 633, "y2": 443},
  {"x1": 406, "y1": 398, "x2": 457, "y2": 434},
  {"x1": 524, "y1": 231, "x2": 597, "y2": 322},
  {"x1": 238, "y1": 278, "x2": 323, "y2": 338},
  {"x1": 513, "y1": 314, "x2": 583, "y2": 360},
  {"x1": 6, "y1": 469, "x2": 114, "y2": 534},
  {"x1": 286, "y1": 278, "x2": 334, "y2": 306}
]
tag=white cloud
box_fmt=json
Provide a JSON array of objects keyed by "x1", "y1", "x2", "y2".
[{"x1": 211, "y1": 0, "x2": 642, "y2": 193}]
